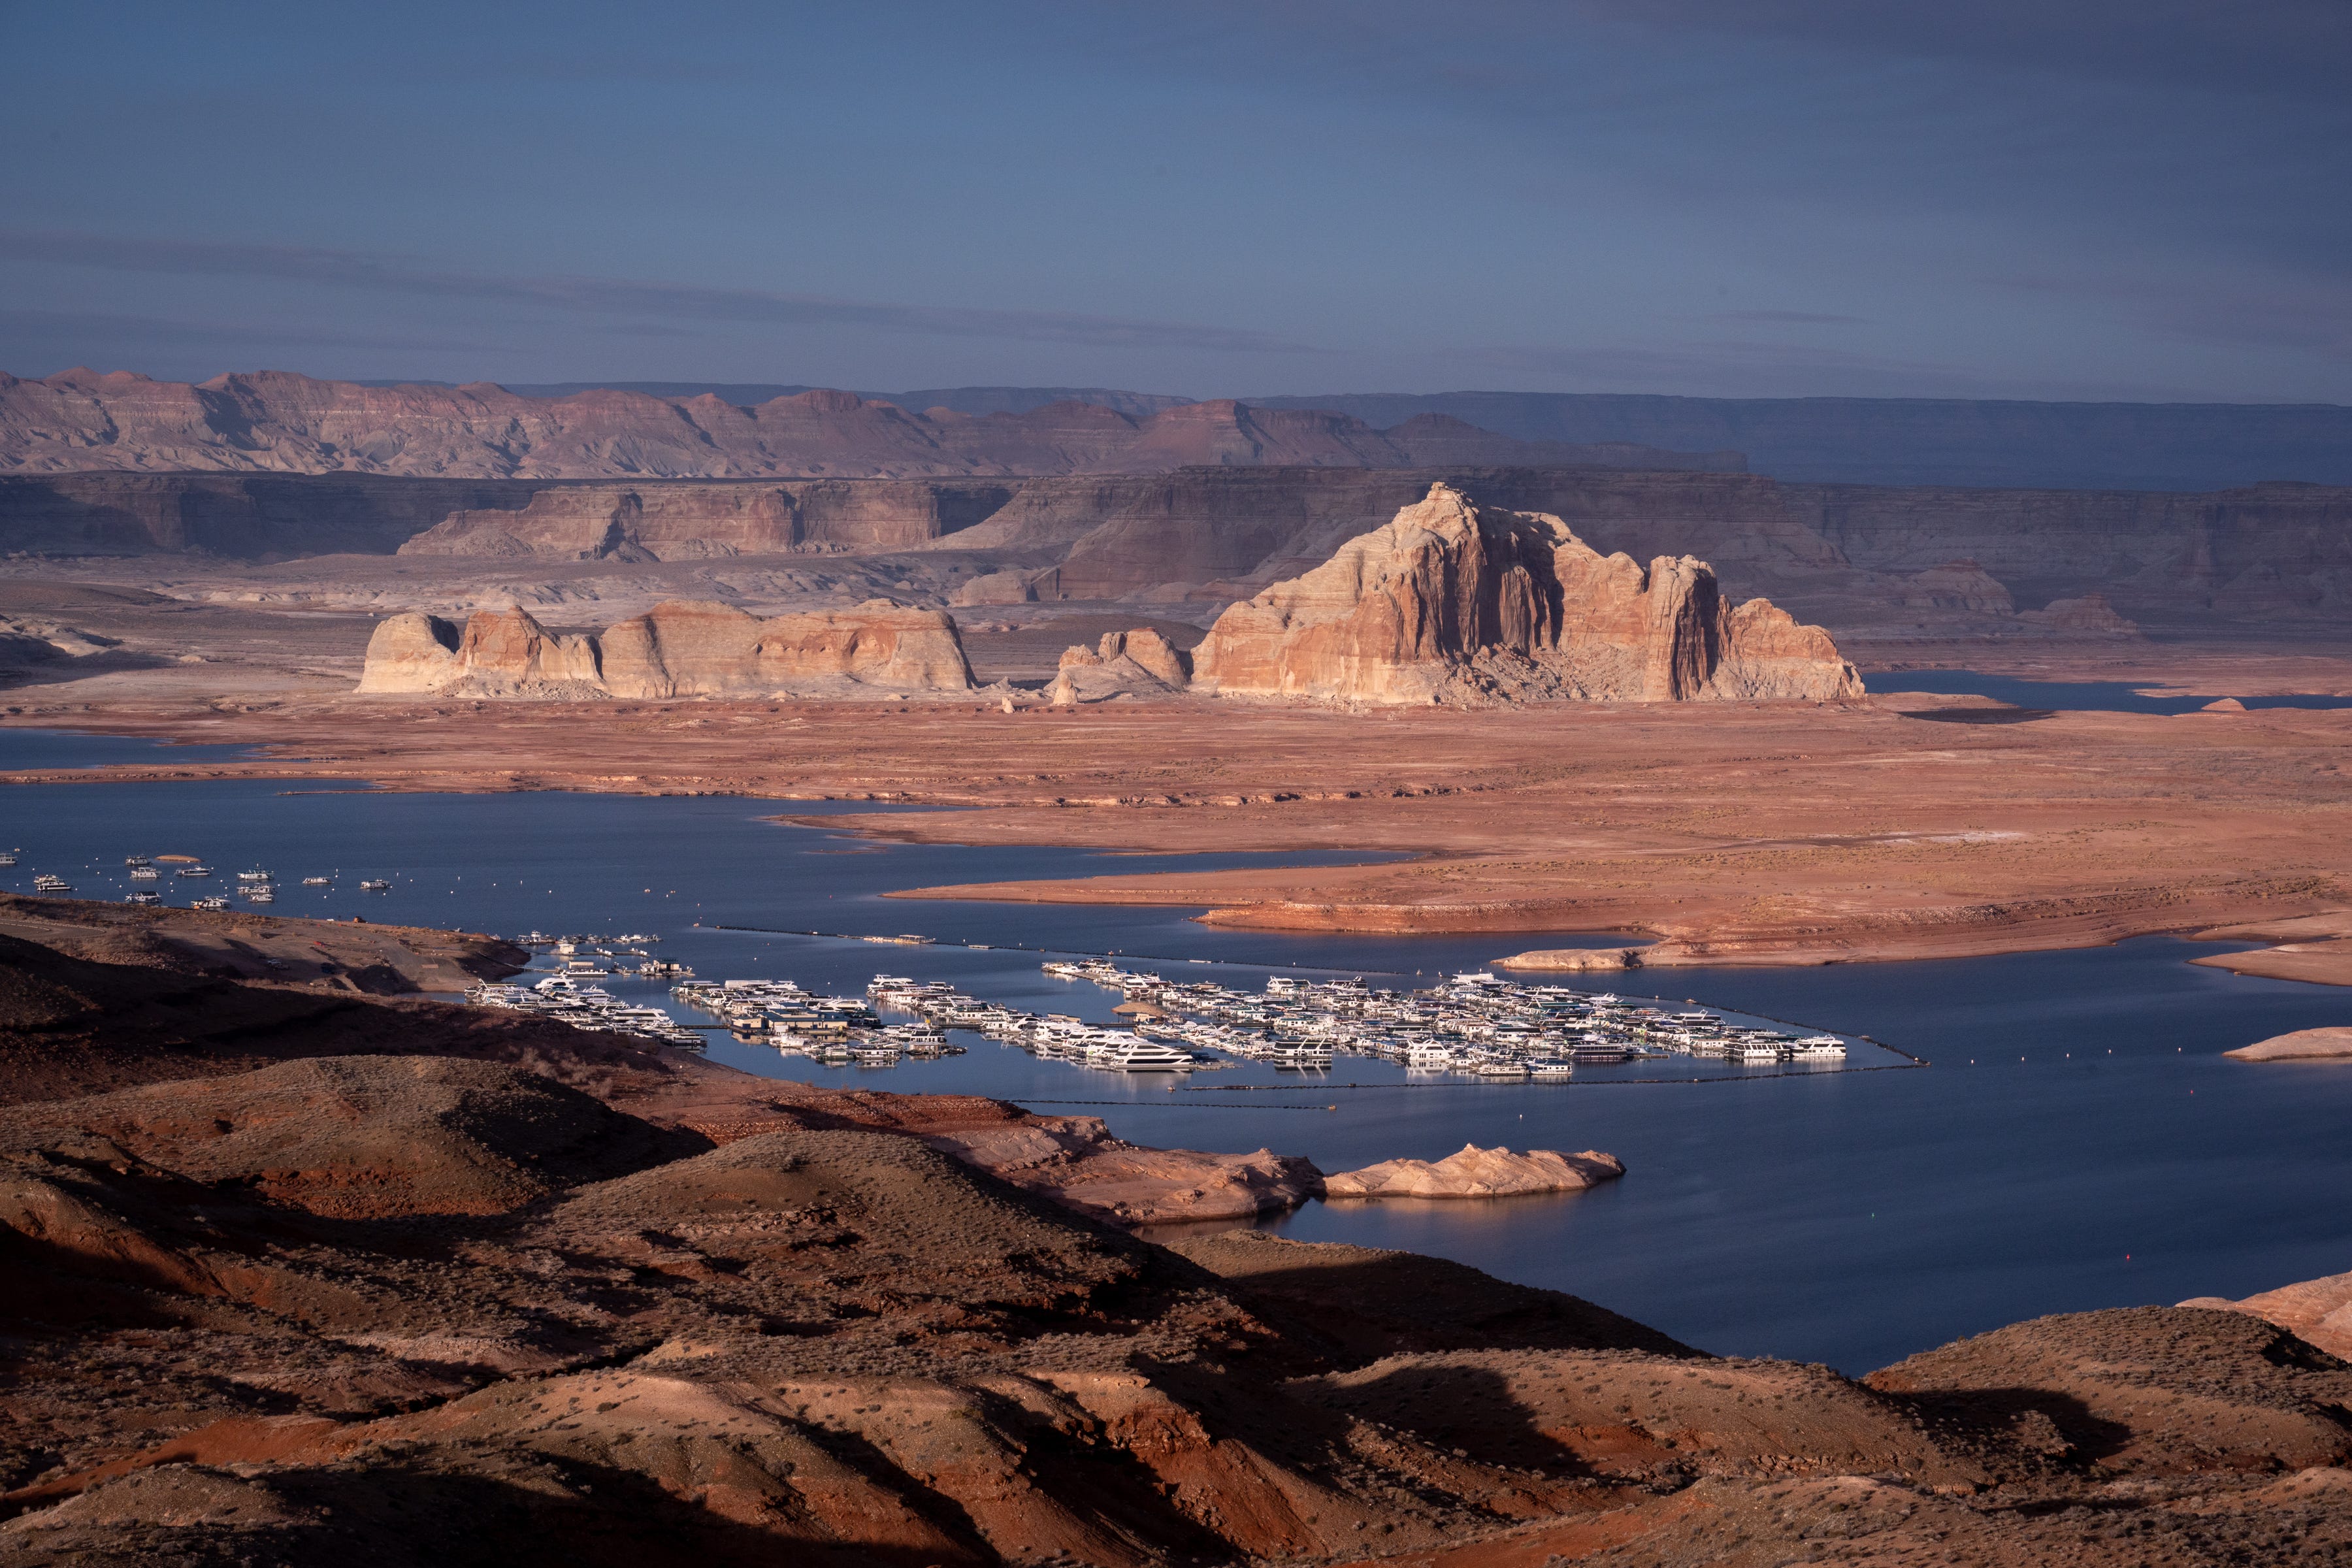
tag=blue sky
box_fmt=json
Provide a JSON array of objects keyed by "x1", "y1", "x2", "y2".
[{"x1": 3, "y1": 1, "x2": 2345, "y2": 400}]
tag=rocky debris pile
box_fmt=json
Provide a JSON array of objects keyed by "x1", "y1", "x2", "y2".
[
  {"x1": 357, "y1": 598, "x2": 976, "y2": 698},
  {"x1": 1190, "y1": 482, "x2": 1865, "y2": 705},
  {"x1": 2224, "y1": 1026, "x2": 2352, "y2": 1062},
  {"x1": 1320, "y1": 1143, "x2": 1626, "y2": 1200}
]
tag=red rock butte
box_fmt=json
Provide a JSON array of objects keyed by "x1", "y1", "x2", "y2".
[{"x1": 1190, "y1": 482, "x2": 1863, "y2": 704}]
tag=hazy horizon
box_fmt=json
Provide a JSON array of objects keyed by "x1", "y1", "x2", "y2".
[{"x1": 5, "y1": 2, "x2": 2347, "y2": 404}]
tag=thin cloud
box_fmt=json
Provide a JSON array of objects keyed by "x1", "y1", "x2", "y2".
[
  {"x1": 0, "y1": 231, "x2": 1326, "y2": 356},
  {"x1": 0, "y1": 308, "x2": 504, "y2": 357}
]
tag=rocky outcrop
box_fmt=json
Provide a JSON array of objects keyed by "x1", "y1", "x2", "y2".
[
  {"x1": 1899, "y1": 559, "x2": 2016, "y2": 612},
  {"x1": 1049, "y1": 627, "x2": 1194, "y2": 704},
  {"x1": 357, "y1": 599, "x2": 974, "y2": 698},
  {"x1": 2223, "y1": 1027, "x2": 2352, "y2": 1062},
  {"x1": 0, "y1": 369, "x2": 1729, "y2": 480},
  {"x1": 353, "y1": 611, "x2": 462, "y2": 693},
  {"x1": 949, "y1": 566, "x2": 1049, "y2": 605},
  {"x1": 1191, "y1": 482, "x2": 1863, "y2": 704},
  {"x1": 1103, "y1": 628, "x2": 1191, "y2": 686},
  {"x1": 1494, "y1": 945, "x2": 1646, "y2": 972},
  {"x1": 2019, "y1": 591, "x2": 2142, "y2": 634},
  {"x1": 921, "y1": 1115, "x2": 1320, "y2": 1225},
  {"x1": 2181, "y1": 1268, "x2": 2352, "y2": 1360},
  {"x1": 0, "y1": 615, "x2": 120, "y2": 681},
  {"x1": 1321, "y1": 1143, "x2": 1626, "y2": 1200}
]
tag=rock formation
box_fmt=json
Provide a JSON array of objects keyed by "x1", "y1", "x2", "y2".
[
  {"x1": 919, "y1": 1114, "x2": 1318, "y2": 1224},
  {"x1": 1898, "y1": 559, "x2": 2016, "y2": 613},
  {"x1": 2019, "y1": 590, "x2": 2142, "y2": 634},
  {"x1": 358, "y1": 599, "x2": 975, "y2": 698},
  {"x1": 1191, "y1": 482, "x2": 1863, "y2": 704},
  {"x1": 0, "y1": 615, "x2": 119, "y2": 680},
  {"x1": 1322, "y1": 1143, "x2": 1626, "y2": 1199},
  {"x1": 1046, "y1": 627, "x2": 1196, "y2": 703},
  {"x1": 2223, "y1": 1026, "x2": 2352, "y2": 1062}
]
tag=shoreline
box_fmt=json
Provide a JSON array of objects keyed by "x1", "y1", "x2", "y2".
[{"x1": 5, "y1": 691, "x2": 2349, "y2": 983}]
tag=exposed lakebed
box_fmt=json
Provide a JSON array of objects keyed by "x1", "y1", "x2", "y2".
[{"x1": 5, "y1": 727, "x2": 2351, "y2": 1375}]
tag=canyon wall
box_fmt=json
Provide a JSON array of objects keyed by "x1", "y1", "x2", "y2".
[
  {"x1": 1191, "y1": 483, "x2": 1861, "y2": 704},
  {"x1": 357, "y1": 600, "x2": 975, "y2": 698},
  {"x1": 0, "y1": 370, "x2": 1731, "y2": 480},
  {"x1": 397, "y1": 480, "x2": 1020, "y2": 559},
  {"x1": 7, "y1": 461, "x2": 2346, "y2": 635},
  {"x1": 0, "y1": 472, "x2": 525, "y2": 557}
]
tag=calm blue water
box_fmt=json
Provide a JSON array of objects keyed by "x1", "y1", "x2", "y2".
[
  {"x1": 4, "y1": 727, "x2": 2349, "y2": 1375},
  {"x1": 1875, "y1": 668, "x2": 2352, "y2": 714},
  {"x1": 0, "y1": 728, "x2": 259, "y2": 771}
]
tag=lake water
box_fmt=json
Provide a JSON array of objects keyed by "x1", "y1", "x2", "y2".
[
  {"x1": 5, "y1": 727, "x2": 2350, "y2": 1375},
  {"x1": 1874, "y1": 668, "x2": 2352, "y2": 715}
]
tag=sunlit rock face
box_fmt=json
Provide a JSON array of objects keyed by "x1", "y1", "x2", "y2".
[
  {"x1": 357, "y1": 599, "x2": 974, "y2": 698},
  {"x1": 1192, "y1": 482, "x2": 1863, "y2": 706}
]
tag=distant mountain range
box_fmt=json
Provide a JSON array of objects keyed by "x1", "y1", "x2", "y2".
[
  {"x1": 9, "y1": 369, "x2": 2344, "y2": 489},
  {"x1": 0, "y1": 370, "x2": 1732, "y2": 481},
  {"x1": 467, "y1": 383, "x2": 2352, "y2": 489}
]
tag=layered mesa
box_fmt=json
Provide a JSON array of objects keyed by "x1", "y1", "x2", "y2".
[{"x1": 357, "y1": 484, "x2": 1859, "y2": 706}]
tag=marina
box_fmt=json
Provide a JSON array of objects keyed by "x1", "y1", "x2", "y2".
[{"x1": 2, "y1": 749, "x2": 2349, "y2": 1373}]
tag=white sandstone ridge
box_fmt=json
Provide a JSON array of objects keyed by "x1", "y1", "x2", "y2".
[
  {"x1": 1320, "y1": 1143, "x2": 1627, "y2": 1200},
  {"x1": 357, "y1": 598, "x2": 975, "y2": 699},
  {"x1": 1190, "y1": 482, "x2": 1864, "y2": 705},
  {"x1": 2223, "y1": 1027, "x2": 2352, "y2": 1063}
]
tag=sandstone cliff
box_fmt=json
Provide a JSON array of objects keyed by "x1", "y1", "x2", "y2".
[
  {"x1": 0, "y1": 370, "x2": 1731, "y2": 480},
  {"x1": 358, "y1": 599, "x2": 974, "y2": 699},
  {"x1": 1191, "y1": 483, "x2": 1863, "y2": 704},
  {"x1": 397, "y1": 479, "x2": 1018, "y2": 559}
]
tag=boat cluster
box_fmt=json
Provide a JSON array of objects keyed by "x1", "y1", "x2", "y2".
[
  {"x1": 13, "y1": 855, "x2": 397, "y2": 907},
  {"x1": 1042, "y1": 960, "x2": 1848, "y2": 1076},
  {"x1": 655, "y1": 960, "x2": 1853, "y2": 1080},
  {"x1": 508, "y1": 934, "x2": 694, "y2": 980},
  {"x1": 463, "y1": 974, "x2": 708, "y2": 1049},
  {"x1": 872, "y1": 974, "x2": 1212, "y2": 1071},
  {"x1": 668, "y1": 977, "x2": 967, "y2": 1066}
]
